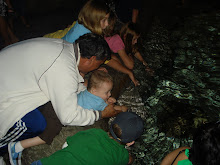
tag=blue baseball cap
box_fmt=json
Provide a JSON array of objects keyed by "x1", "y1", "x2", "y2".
[{"x1": 109, "y1": 112, "x2": 144, "y2": 143}]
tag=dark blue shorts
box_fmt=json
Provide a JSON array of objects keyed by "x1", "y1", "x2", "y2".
[
  {"x1": 0, "y1": 108, "x2": 47, "y2": 156},
  {"x1": 31, "y1": 160, "x2": 43, "y2": 165}
]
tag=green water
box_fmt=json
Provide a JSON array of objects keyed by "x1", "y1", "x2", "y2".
[{"x1": 121, "y1": 9, "x2": 220, "y2": 165}]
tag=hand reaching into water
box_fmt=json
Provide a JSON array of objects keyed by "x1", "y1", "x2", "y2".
[
  {"x1": 128, "y1": 72, "x2": 140, "y2": 86},
  {"x1": 145, "y1": 66, "x2": 154, "y2": 76},
  {"x1": 143, "y1": 61, "x2": 154, "y2": 76}
]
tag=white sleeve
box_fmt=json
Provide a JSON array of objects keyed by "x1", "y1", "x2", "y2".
[
  {"x1": 77, "y1": 82, "x2": 87, "y2": 94},
  {"x1": 39, "y1": 57, "x2": 100, "y2": 126}
]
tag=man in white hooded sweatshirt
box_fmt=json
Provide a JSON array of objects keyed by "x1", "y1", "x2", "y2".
[{"x1": 0, "y1": 33, "x2": 121, "y2": 164}]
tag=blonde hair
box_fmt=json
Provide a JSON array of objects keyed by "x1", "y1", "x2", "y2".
[
  {"x1": 78, "y1": 0, "x2": 110, "y2": 35},
  {"x1": 120, "y1": 22, "x2": 140, "y2": 54},
  {"x1": 87, "y1": 70, "x2": 113, "y2": 91}
]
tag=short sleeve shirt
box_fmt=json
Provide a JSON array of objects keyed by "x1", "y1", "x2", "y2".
[
  {"x1": 105, "y1": 34, "x2": 125, "y2": 53},
  {"x1": 177, "y1": 149, "x2": 193, "y2": 165},
  {"x1": 77, "y1": 89, "x2": 107, "y2": 111},
  {"x1": 62, "y1": 21, "x2": 91, "y2": 43}
]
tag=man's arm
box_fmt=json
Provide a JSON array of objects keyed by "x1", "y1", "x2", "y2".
[
  {"x1": 39, "y1": 57, "x2": 100, "y2": 126},
  {"x1": 101, "y1": 104, "x2": 122, "y2": 118},
  {"x1": 114, "y1": 105, "x2": 128, "y2": 112}
]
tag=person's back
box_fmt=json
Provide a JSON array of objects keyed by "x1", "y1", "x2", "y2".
[
  {"x1": 0, "y1": 38, "x2": 72, "y2": 138},
  {"x1": 31, "y1": 112, "x2": 144, "y2": 165},
  {"x1": 39, "y1": 128, "x2": 128, "y2": 165}
]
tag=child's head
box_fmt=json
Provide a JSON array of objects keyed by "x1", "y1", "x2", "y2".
[
  {"x1": 78, "y1": 0, "x2": 110, "y2": 35},
  {"x1": 189, "y1": 122, "x2": 220, "y2": 165},
  {"x1": 120, "y1": 22, "x2": 140, "y2": 54},
  {"x1": 87, "y1": 70, "x2": 113, "y2": 101},
  {"x1": 109, "y1": 112, "x2": 144, "y2": 145},
  {"x1": 103, "y1": 10, "x2": 117, "y2": 37}
]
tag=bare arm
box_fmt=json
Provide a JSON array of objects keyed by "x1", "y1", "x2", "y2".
[
  {"x1": 132, "y1": 9, "x2": 139, "y2": 23},
  {"x1": 106, "y1": 58, "x2": 139, "y2": 86},
  {"x1": 134, "y1": 51, "x2": 145, "y2": 64},
  {"x1": 101, "y1": 104, "x2": 122, "y2": 118},
  {"x1": 114, "y1": 105, "x2": 128, "y2": 112},
  {"x1": 117, "y1": 49, "x2": 134, "y2": 70},
  {"x1": 134, "y1": 51, "x2": 154, "y2": 75},
  {"x1": 160, "y1": 146, "x2": 190, "y2": 165}
]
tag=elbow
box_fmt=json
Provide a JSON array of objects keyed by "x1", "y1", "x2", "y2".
[
  {"x1": 59, "y1": 118, "x2": 70, "y2": 126},
  {"x1": 59, "y1": 110, "x2": 96, "y2": 126},
  {"x1": 58, "y1": 113, "x2": 75, "y2": 126}
]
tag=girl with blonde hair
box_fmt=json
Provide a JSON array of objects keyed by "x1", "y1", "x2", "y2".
[
  {"x1": 62, "y1": 0, "x2": 110, "y2": 43},
  {"x1": 44, "y1": 0, "x2": 110, "y2": 41}
]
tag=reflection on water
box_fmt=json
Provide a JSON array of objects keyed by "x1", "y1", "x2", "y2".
[{"x1": 118, "y1": 9, "x2": 220, "y2": 165}]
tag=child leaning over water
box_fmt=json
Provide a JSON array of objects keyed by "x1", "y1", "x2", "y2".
[
  {"x1": 78, "y1": 70, "x2": 127, "y2": 112},
  {"x1": 103, "y1": 11, "x2": 140, "y2": 86},
  {"x1": 44, "y1": 0, "x2": 110, "y2": 40},
  {"x1": 62, "y1": 0, "x2": 110, "y2": 43},
  {"x1": 105, "y1": 21, "x2": 154, "y2": 75},
  {"x1": 31, "y1": 112, "x2": 144, "y2": 165}
]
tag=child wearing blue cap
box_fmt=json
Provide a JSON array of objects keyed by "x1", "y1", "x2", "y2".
[{"x1": 31, "y1": 112, "x2": 144, "y2": 165}]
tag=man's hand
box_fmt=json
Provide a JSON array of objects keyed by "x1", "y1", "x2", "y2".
[
  {"x1": 101, "y1": 104, "x2": 122, "y2": 118},
  {"x1": 121, "y1": 106, "x2": 128, "y2": 112}
]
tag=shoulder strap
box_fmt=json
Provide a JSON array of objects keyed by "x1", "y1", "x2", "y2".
[{"x1": 171, "y1": 149, "x2": 186, "y2": 165}]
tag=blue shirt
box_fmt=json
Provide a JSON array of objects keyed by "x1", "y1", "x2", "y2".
[
  {"x1": 77, "y1": 90, "x2": 108, "y2": 111},
  {"x1": 62, "y1": 21, "x2": 91, "y2": 43}
]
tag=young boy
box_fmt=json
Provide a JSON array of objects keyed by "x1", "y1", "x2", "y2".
[
  {"x1": 77, "y1": 70, "x2": 128, "y2": 112},
  {"x1": 31, "y1": 112, "x2": 144, "y2": 165}
]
